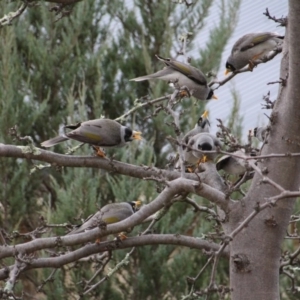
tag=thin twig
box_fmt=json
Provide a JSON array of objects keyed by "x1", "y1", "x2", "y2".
[
  {"x1": 263, "y1": 8, "x2": 287, "y2": 27},
  {"x1": 115, "y1": 95, "x2": 170, "y2": 122},
  {"x1": 0, "y1": 2, "x2": 28, "y2": 27}
]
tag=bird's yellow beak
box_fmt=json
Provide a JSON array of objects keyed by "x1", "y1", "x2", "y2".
[
  {"x1": 132, "y1": 131, "x2": 142, "y2": 140},
  {"x1": 202, "y1": 110, "x2": 209, "y2": 118},
  {"x1": 212, "y1": 94, "x2": 218, "y2": 100},
  {"x1": 134, "y1": 200, "x2": 142, "y2": 207},
  {"x1": 224, "y1": 69, "x2": 231, "y2": 76}
]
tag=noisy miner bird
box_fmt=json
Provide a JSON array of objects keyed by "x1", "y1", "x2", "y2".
[
  {"x1": 41, "y1": 118, "x2": 142, "y2": 156},
  {"x1": 68, "y1": 201, "x2": 141, "y2": 235},
  {"x1": 253, "y1": 126, "x2": 267, "y2": 142},
  {"x1": 182, "y1": 110, "x2": 210, "y2": 146},
  {"x1": 179, "y1": 111, "x2": 210, "y2": 167},
  {"x1": 225, "y1": 32, "x2": 284, "y2": 75},
  {"x1": 186, "y1": 132, "x2": 222, "y2": 164},
  {"x1": 130, "y1": 55, "x2": 217, "y2": 100},
  {"x1": 216, "y1": 149, "x2": 252, "y2": 176}
]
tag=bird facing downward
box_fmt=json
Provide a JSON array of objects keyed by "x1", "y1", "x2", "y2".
[
  {"x1": 130, "y1": 55, "x2": 217, "y2": 100},
  {"x1": 225, "y1": 32, "x2": 284, "y2": 75},
  {"x1": 182, "y1": 110, "x2": 210, "y2": 147},
  {"x1": 180, "y1": 111, "x2": 210, "y2": 166},
  {"x1": 186, "y1": 132, "x2": 221, "y2": 164},
  {"x1": 41, "y1": 118, "x2": 142, "y2": 150},
  {"x1": 68, "y1": 201, "x2": 141, "y2": 235}
]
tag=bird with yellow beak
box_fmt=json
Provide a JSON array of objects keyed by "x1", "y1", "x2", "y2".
[
  {"x1": 67, "y1": 201, "x2": 142, "y2": 235},
  {"x1": 131, "y1": 55, "x2": 218, "y2": 101},
  {"x1": 225, "y1": 32, "x2": 284, "y2": 75},
  {"x1": 41, "y1": 118, "x2": 142, "y2": 156}
]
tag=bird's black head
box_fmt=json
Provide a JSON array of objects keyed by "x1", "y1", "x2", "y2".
[
  {"x1": 206, "y1": 89, "x2": 215, "y2": 100},
  {"x1": 225, "y1": 62, "x2": 235, "y2": 72},
  {"x1": 129, "y1": 201, "x2": 141, "y2": 212},
  {"x1": 124, "y1": 127, "x2": 133, "y2": 142},
  {"x1": 198, "y1": 142, "x2": 212, "y2": 151},
  {"x1": 197, "y1": 117, "x2": 210, "y2": 129}
]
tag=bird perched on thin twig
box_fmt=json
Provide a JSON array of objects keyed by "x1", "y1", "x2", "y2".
[
  {"x1": 41, "y1": 118, "x2": 142, "y2": 156},
  {"x1": 67, "y1": 201, "x2": 141, "y2": 235},
  {"x1": 225, "y1": 32, "x2": 284, "y2": 75},
  {"x1": 130, "y1": 55, "x2": 217, "y2": 100},
  {"x1": 179, "y1": 111, "x2": 211, "y2": 167},
  {"x1": 182, "y1": 110, "x2": 210, "y2": 146}
]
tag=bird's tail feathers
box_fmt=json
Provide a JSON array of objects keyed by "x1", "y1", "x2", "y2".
[
  {"x1": 130, "y1": 74, "x2": 159, "y2": 82},
  {"x1": 41, "y1": 136, "x2": 69, "y2": 147}
]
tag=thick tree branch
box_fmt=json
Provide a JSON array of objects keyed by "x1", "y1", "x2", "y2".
[
  {"x1": 0, "y1": 177, "x2": 229, "y2": 261},
  {"x1": 0, "y1": 234, "x2": 225, "y2": 280},
  {"x1": 0, "y1": 144, "x2": 229, "y2": 208}
]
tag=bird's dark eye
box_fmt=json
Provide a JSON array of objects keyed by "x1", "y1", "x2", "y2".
[
  {"x1": 124, "y1": 128, "x2": 133, "y2": 141},
  {"x1": 226, "y1": 62, "x2": 235, "y2": 72},
  {"x1": 206, "y1": 89, "x2": 214, "y2": 100},
  {"x1": 198, "y1": 117, "x2": 203, "y2": 125}
]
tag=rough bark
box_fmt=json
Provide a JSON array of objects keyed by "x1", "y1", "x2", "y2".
[{"x1": 229, "y1": 1, "x2": 300, "y2": 299}]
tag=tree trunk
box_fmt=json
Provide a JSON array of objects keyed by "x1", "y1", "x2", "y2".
[{"x1": 229, "y1": 1, "x2": 300, "y2": 299}]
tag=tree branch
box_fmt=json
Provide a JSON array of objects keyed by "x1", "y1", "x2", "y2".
[
  {"x1": 0, "y1": 144, "x2": 229, "y2": 208},
  {"x1": 0, "y1": 234, "x2": 226, "y2": 280},
  {"x1": 0, "y1": 2, "x2": 27, "y2": 28}
]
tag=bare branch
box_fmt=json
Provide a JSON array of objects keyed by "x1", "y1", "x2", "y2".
[
  {"x1": 0, "y1": 144, "x2": 229, "y2": 208},
  {"x1": 0, "y1": 2, "x2": 27, "y2": 28},
  {"x1": 263, "y1": 8, "x2": 288, "y2": 27},
  {"x1": 0, "y1": 234, "x2": 226, "y2": 280},
  {"x1": 115, "y1": 95, "x2": 170, "y2": 122}
]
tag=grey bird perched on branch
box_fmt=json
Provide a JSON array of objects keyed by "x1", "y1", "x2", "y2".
[
  {"x1": 225, "y1": 32, "x2": 284, "y2": 75},
  {"x1": 68, "y1": 201, "x2": 141, "y2": 235},
  {"x1": 180, "y1": 111, "x2": 211, "y2": 166},
  {"x1": 130, "y1": 55, "x2": 218, "y2": 100},
  {"x1": 182, "y1": 110, "x2": 210, "y2": 145},
  {"x1": 41, "y1": 118, "x2": 142, "y2": 156},
  {"x1": 253, "y1": 126, "x2": 268, "y2": 142},
  {"x1": 186, "y1": 132, "x2": 222, "y2": 164},
  {"x1": 216, "y1": 149, "x2": 252, "y2": 175}
]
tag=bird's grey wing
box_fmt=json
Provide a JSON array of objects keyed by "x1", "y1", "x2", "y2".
[
  {"x1": 67, "y1": 120, "x2": 121, "y2": 146},
  {"x1": 68, "y1": 212, "x2": 100, "y2": 234},
  {"x1": 216, "y1": 155, "x2": 230, "y2": 171},
  {"x1": 238, "y1": 33, "x2": 277, "y2": 52},
  {"x1": 155, "y1": 55, "x2": 207, "y2": 85},
  {"x1": 165, "y1": 61, "x2": 206, "y2": 85},
  {"x1": 100, "y1": 203, "x2": 134, "y2": 224}
]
